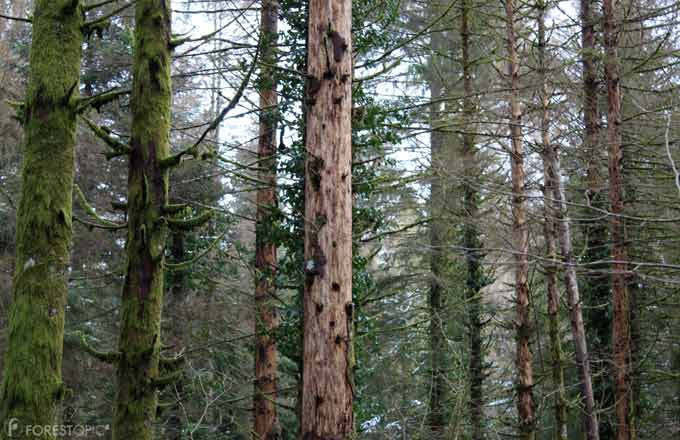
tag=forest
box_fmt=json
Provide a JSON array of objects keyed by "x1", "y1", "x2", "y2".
[{"x1": 0, "y1": 0, "x2": 679, "y2": 439}]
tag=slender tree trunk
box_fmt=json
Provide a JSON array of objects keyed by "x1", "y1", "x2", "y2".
[
  {"x1": 461, "y1": 0, "x2": 484, "y2": 437},
  {"x1": 547, "y1": 126, "x2": 601, "y2": 440},
  {"x1": 536, "y1": 5, "x2": 568, "y2": 439},
  {"x1": 505, "y1": 1, "x2": 534, "y2": 438},
  {"x1": 603, "y1": 0, "x2": 633, "y2": 438},
  {"x1": 301, "y1": 0, "x2": 354, "y2": 438},
  {"x1": 426, "y1": 27, "x2": 447, "y2": 440},
  {"x1": 254, "y1": 1, "x2": 280, "y2": 438},
  {"x1": 112, "y1": 1, "x2": 172, "y2": 438},
  {"x1": 0, "y1": 0, "x2": 83, "y2": 437},
  {"x1": 580, "y1": 1, "x2": 615, "y2": 435}
]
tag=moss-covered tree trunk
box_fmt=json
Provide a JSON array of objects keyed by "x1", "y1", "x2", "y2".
[
  {"x1": 254, "y1": 0, "x2": 280, "y2": 438},
  {"x1": 0, "y1": 1, "x2": 83, "y2": 437},
  {"x1": 112, "y1": 1, "x2": 172, "y2": 439},
  {"x1": 301, "y1": 0, "x2": 354, "y2": 438},
  {"x1": 505, "y1": 0, "x2": 535, "y2": 438},
  {"x1": 460, "y1": 1, "x2": 484, "y2": 437},
  {"x1": 603, "y1": 0, "x2": 633, "y2": 438}
]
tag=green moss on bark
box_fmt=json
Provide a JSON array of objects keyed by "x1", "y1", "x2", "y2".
[
  {"x1": 0, "y1": 1, "x2": 83, "y2": 438},
  {"x1": 111, "y1": 1, "x2": 172, "y2": 439}
]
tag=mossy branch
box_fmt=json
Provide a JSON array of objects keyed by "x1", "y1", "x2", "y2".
[
  {"x1": 74, "y1": 184, "x2": 124, "y2": 228},
  {"x1": 160, "y1": 46, "x2": 259, "y2": 169},
  {"x1": 77, "y1": 87, "x2": 130, "y2": 113},
  {"x1": 151, "y1": 369, "x2": 183, "y2": 389},
  {"x1": 81, "y1": 115, "x2": 131, "y2": 159},
  {"x1": 68, "y1": 331, "x2": 120, "y2": 364},
  {"x1": 73, "y1": 216, "x2": 127, "y2": 230},
  {"x1": 169, "y1": 21, "x2": 228, "y2": 49},
  {"x1": 166, "y1": 210, "x2": 214, "y2": 231},
  {"x1": 162, "y1": 203, "x2": 189, "y2": 215},
  {"x1": 160, "y1": 352, "x2": 186, "y2": 372},
  {"x1": 165, "y1": 230, "x2": 227, "y2": 271}
]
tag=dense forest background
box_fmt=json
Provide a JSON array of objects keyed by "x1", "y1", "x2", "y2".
[{"x1": 0, "y1": 0, "x2": 679, "y2": 439}]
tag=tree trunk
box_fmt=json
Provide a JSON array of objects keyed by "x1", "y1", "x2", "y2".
[
  {"x1": 547, "y1": 123, "x2": 601, "y2": 440},
  {"x1": 301, "y1": 0, "x2": 354, "y2": 438},
  {"x1": 0, "y1": 0, "x2": 83, "y2": 437},
  {"x1": 254, "y1": 1, "x2": 280, "y2": 438},
  {"x1": 461, "y1": 1, "x2": 484, "y2": 437},
  {"x1": 505, "y1": 0, "x2": 535, "y2": 438},
  {"x1": 580, "y1": 1, "x2": 615, "y2": 434},
  {"x1": 603, "y1": 0, "x2": 633, "y2": 438},
  {"x1": 536, "y1": 4, "x2": 568, "y2": 439},
  {"x1": 112, "y1": 1, "x2": 172, "y2": 439},
  {"x1": 426, "y1": 18, "x2": 447, "y2": 438}
]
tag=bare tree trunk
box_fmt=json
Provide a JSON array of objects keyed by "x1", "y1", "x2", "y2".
[
  {"x1": 548, "y1": 136, "x2": 601, "y2": 440},
  {"x1": 461, "y1": 0, "x2": 484, "y2": 437},
  {"x1": 254, "y1": 1, "x2": 280, "y2": 438},
  {"x1": 0, "y1": 0, "x2": 83, "y2": 436},
  {"x1": 301, "y1": 0, "x2": 354, "y2": 438},
  {"x1": 603, "y1": 0, "x2": 633, "y2": 438},
  {"x1": 505, "y1": 0, "x2": 535, "y2": 438},
  {"x1": 536, "y1": 4, "x2": 568, "y2": 439},
  {"x1": 113, "y1": 1, "x2": 172, "y2": 438}
]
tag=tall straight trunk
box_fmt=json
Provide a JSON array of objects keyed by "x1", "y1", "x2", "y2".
[
  {"x1": 543, "y1": 96, "x2": 601, "y2": 440},
  {"x1": 426, "y1": 28, "x2": 447, "y2": 439},
  {"x1": 536, "y1": 4, "x2": 568, "y2": 439},
  {"x1": 460, "y1": 0, "x2": 484, "y2": 438},
  {"x1": 0, "y1": 0, "x2": 83, "y2": 437},
  {"x1": 112, "y1": 1, "x2": 172, "y2": 438},
  {"x1": 301, "y1": 0, "x2": 354, "y2": 438},
  {"x1": 254, "y1": 0, "x2": 280, "y2": 438},
  {"x1": 602, "y1": 0, "x2": 633, "y2": 438},
  {"x1": 580, "y1": 1, "x2": 615, "y2": 434},
  {"x1": 505, "y1": 1, "x2": 534, "y2": 438}
]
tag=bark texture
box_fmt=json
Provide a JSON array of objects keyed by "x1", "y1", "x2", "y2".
[
  {"x1": 112, "y1": 1, "x2": 172, "y2": 439},
  {"x1": 461, "y1": 1, "x2": 484, "y2": 437},
  {"x1": 536, "y1": 4, "x2": 568, "y2": 438},
  {"x1": 254, "y1": 0, "x2": 280, "y2": 438},
  {"x1": 580, "y1": 1, "x2": 615, "y2": 434},
  {"x1": 603, "y1": 0, "x2": 633, "y2": 438},
  {"x1": 0, "y1": 1, "x2": 83, "y2": 437},
  {"x1": 505, "y1": 0, "x2": 535, "y2": 438},
  {"x1": 426, "y1": 17, "x2": 448, "y2": 438},
  {"x1": 301, "y1": 0, "x2": 354, "y2": 438}
]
